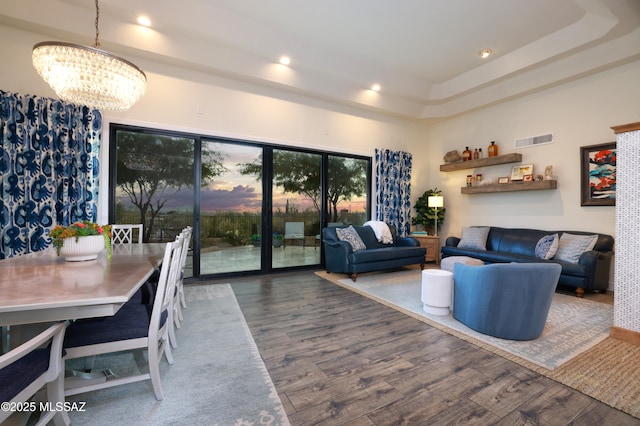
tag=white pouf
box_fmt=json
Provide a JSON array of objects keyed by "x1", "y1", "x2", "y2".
[
  {"x1": 440, "y1": 256, "x2": 484, "y2": 273},
  {"x1": 421, "y1": 269, "x2": 454, "y2": 315}
]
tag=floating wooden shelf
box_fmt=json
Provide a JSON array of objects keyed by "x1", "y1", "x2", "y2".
[
  {"x1": 461, "y1": 179, "x2": 557, "y2": 194},
  {"x1": 440, "y1": 153, "x2": 523, "y2": 172}
]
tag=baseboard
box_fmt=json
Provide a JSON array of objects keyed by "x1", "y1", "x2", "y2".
[{"x1": 610, "y1": 325, "x2": 640, "y2": 346}]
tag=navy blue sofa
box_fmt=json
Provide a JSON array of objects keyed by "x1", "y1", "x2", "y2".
[
  {"x1": 441, "y1": 226, "x2": 614, "y2": 297},
  {"x1": 323, "y1": 225, "x2": 426, "y2": 281}
]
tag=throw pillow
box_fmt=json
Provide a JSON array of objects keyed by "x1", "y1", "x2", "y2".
[
  {"x1": 336, "y1": 226, "x2": 367, "y2": 251},
  {"x1": 554, "y1": 233, "x2": 598, "y2": 264},
  {"x1": 535, "y1": 233, "x2": 559, "y2": 260},
  {"x1": 457, "y1": 227, "x2": 490, "y2": 250}
]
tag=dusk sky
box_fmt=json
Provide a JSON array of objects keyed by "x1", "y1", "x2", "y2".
[{"x1": 116, "y1": 142, "x2": 366, "y2": 214}]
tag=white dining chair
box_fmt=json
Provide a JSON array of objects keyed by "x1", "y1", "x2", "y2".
[
  {"x1": 111, "y1": 224, "x2": 143, "y2": 244},
  {"x1": 0, "y1": 321, "x2": 69, "y2": 426},
  {"x1": 284, "y1": 221, "x2": 305, "y2": 249},
  {"x1": 83, "y1": 224, "x2": 145, "y2": 372},
  {"x1": 169, "y1": 226, "x2": 193, "y2": 348},
  {"x1": 63, "y1": 235, "x2": 183, "y2": 401}
]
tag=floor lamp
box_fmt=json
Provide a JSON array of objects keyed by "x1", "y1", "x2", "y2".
[{"x1": 428, "y1": 195, "x2": 444, "y2": 236}]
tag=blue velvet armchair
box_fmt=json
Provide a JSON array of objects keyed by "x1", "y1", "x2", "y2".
[{"x1": 453, "y1": 262, "x2": 562, "y2": 340}]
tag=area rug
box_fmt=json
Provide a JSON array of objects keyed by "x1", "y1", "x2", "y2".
[
  {"x1": 64, "y1": 284, "x2": 290, "y2": 426},
  {"x1": 317, "y1": 269, "x2": 611, "y2": 371}
]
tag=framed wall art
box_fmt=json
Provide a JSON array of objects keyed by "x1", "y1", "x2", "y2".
[
  {"x1": 581, "y1": 142, "x2": 616, "y2": 206},
  {"x1": 510, "y1": 164, "x2": 533, "y2": 181}
]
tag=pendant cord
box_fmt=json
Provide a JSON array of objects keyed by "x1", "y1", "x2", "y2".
[{"x1": 94, "y1": 0, "x2": 100, "y2": 48}]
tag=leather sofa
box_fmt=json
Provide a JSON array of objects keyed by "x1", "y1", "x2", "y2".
[
  {"x1": 441, "y1": 226, "x2": 614, "y2": 297},
  {"x1": 323, "y1": 225, "x2": 426, "y2": 281}
]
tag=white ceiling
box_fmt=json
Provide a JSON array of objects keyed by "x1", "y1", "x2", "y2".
[{"x1": 1, "y1": 0, "x2": 639, "y2": 120}]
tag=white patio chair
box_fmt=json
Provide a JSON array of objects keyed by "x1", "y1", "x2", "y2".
[
  {"x1": 0, "y1": 322, "x2": 69, "y2": 426},
  {"x1": 111, "y1": 224, "x2": 143, "y2": 244},
  {"x1": 284, "y1": 222, "x2": 305, "y2": 249},
  {"x1": 63, "y1": 236, "x2": 183, "y2": 401}
]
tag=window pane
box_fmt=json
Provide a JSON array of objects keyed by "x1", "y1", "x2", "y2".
[
  {"x1": 272, "y1": 149, "x2": 322, "y2": 268},
  {"x1": 200, "y1": 141, "x2": 262, "y2": 274},
  {"x1": 327, "y1": 155, "x2": 369, "y2": 226},
  {"x1": 113, "y1": 130, "x2": 195, "y2": 276}
]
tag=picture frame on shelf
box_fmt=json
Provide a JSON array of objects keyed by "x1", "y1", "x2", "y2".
[
  {"x1": 498, "y1": 176, "x2": 510, "y2": 184},
  {"x1": 581, "y1": 142, "x2": 616, "y2": 206},
  {"x1": 510, "y1": 164, "x2": 533, "y2": 181},
  {"x1": 523, "y1": 174, "x2": 533, "y2": 182}
]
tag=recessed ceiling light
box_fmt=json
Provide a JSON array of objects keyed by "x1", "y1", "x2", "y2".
[
  {"x1": 371, "y1": 84, "x2": 381, "y2": 91},
  {"x1": 137, "y1": 16, "x2": 152, "y2": 27},
  {"x1": 479, "y1": 49, "x2": 492, "y2": 59},
  {"x1": 279, "y1": 56, "x2": 291, "y2": 65}
]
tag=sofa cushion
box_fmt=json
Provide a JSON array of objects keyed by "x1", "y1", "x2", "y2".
[
  {"x1": 336, "y1": 226, "x2": 367, "y2": 251},
  {"x1": 458, "y1": 227, "x2": 490, "y2": 250},
  {"x1": 554, "y1": 233, "x2": 598, "y2": 264},
  {"x1": 535, "y1": 234, "x2": 559, "y2": 260},
  {"x1": 348, "y1": 246, "x2": 424, "y2": 263}
]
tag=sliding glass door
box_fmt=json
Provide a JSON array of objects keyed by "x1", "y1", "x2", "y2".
[
  {"x1": 271, "y1": 149, "x2": 322, "y2": 268},
  {"x1": 110, "y1": 128, "x2": 195, "y2": 277},
  {"x1": 110, "y1": 124, "x2": 371, "y2": 279},
  {"x1": 199, "y1": 141, "x2": 263, "y2": 275}
]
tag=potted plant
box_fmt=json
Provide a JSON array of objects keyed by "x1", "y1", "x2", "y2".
[
  {"x1": 273, "y1": 231, "x2": 283, "y2": 248},
  {"x1": 49, "y1": 220, "x2": 112, "y2": 261},
  {"x1": 411, "y1": 188, "x2": 445, "y2": 235},
  {"x1": 250, "y1": 233, "x2": 261, "y2": 247}
]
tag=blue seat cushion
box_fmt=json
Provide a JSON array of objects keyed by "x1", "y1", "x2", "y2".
[
  {"x1": 64, "y1": 303, "x2": 152, "y2": 348},
  {"x1": 0, "y1": 348, "x2": 49, "y2": 401}
]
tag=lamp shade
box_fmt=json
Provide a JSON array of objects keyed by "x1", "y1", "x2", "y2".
[{"x1": 428, "y1": 196, "x2": 444, "y2": 208}]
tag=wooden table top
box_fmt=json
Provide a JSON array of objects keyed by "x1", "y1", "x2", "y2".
[{"x1": 0, "y1": 243, "x2": 166, "y2": 326}]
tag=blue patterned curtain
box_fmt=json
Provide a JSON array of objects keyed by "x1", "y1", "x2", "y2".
[
  {"x1": 0, "y1": 90, "x2": 102, "y2": 259},
  {"x1": 375, "y1": 148, "x2": 412, "y2": 237}
]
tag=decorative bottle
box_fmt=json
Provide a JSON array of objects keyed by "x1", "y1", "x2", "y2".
[
  {"x1": 466, "y1": 175, "x2": 473, "y2": 187},
  {"x1": 473, "y1": 149, "x2": 479, "y2": 160},
  {"x1": 478, "y1": 148, "x2": 483, "y2": 158},
  {"x1": 488, "y1": 141, "x2": 498, "y2": 157},
  {"x1": 462, "y1": 147, "x2": 472, "y2": 161}
]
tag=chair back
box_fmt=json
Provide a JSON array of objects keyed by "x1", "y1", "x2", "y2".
[
  {"x1": 111, "y1": 224, "x2": 143, "y2": 244},
  {"x1": 149, "y1": 236, "x2": 183, "y2": 343},
  {"x1": 0, "y1": 321, "x2": 68, "y2": 425},
  {"x1": 285, "y1": 222, "x2": 304, "y2": 237},
  {"x1": 178, "y1": 226, "x2": 192, "y2": 274}
]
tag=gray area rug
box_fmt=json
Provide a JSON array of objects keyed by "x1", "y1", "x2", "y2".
[
  {"x1": 65, "y1": 284, "x2": 289, "y2": 426},
  {"x1": 326, "y1": 269, "x2": 612, "y2": 371}
]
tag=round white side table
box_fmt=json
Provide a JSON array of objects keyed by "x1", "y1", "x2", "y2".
[{"x1": 421, "y1": 269, "x2": 454, "y2": 315}]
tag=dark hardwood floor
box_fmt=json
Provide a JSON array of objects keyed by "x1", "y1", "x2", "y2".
[{"x1": 228, "y1": 270, "x2": 638, "y2": 425}]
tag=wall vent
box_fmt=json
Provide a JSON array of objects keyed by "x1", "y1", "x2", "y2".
[{"x1": 514, "y1": 133, "x2": 554, "y2": 149}]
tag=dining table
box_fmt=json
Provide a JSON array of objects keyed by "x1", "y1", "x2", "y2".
[{"x1": 0, "y1": 243, "x2": 167, "y2": 327}]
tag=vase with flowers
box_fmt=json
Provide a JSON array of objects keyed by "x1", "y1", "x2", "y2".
[{"x1": 49, "y1": 221, "x2": 112, "y2": 261}]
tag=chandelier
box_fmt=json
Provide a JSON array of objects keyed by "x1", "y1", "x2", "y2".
[{"x1": 32, "y1": 0, "x2": 146, "y2": 111}]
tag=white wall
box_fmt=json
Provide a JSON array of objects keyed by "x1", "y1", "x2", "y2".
[
  {"x1": 3, "y1": 23, "x2": 639, "y2": 289},
  {"x1": 0, "y1": 23, "x2": 429, "y2": 222},
  {"x1": 414, "y1": 59, "x2": 640, "y2": 244}
]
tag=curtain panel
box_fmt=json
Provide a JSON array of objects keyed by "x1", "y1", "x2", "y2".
[
  {"x1": 0, "y1": 90, "x2": 101, "y2": 259},
  {"x1": 374, "y1": 148, "x2": 412, "y2": 237}
]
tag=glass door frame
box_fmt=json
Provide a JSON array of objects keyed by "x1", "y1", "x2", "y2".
[{"x1": 109, "y1": 123, "x2": 372, "y2": 280}]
